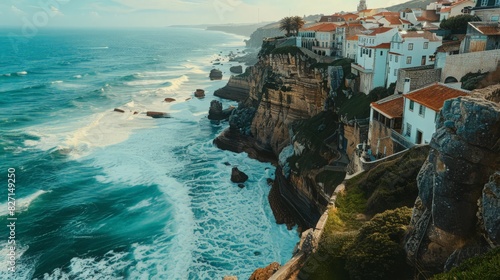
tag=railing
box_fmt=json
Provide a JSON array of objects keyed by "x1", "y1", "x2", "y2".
[{"x1": 391, "y1": 129, "x2": 415, "y2": 149}]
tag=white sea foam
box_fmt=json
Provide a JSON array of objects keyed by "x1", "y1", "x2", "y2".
[
  {"x1": 127, "y1": 199, "x2": 152, "y2": 211},
  {"x1": 124, "y1": 79, "x2": 168, "y2": 87},
  {"x1": 51, "y1": 80, "x2": 63, "y2": 84},
  {"x1": 73, "y1": 75, "x2": 82, "y2": 79},
  {"x1": 16, "y1": 71, "x2": 28, "y2": 76},
  {"x1": 0, "y1": 190, "x2": 50, "y2": 217}
]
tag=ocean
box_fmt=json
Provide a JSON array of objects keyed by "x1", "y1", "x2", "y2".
[{"x1": 0, "y1": 28, "x2": 298, "y2": 279}]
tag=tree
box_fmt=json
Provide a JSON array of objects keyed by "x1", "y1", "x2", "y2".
[
  {"x1": 279, "y1": 16, "x2": 305, "y2": 36},
  {"x1": 279, "y1": 16, "x2": 293, "y2": 36},
  {"x1": 439, "y1": 14, "x2": 481, "y2": 34},
  {"x1": 291, "y1": 16, "x2": 305, "y2": 36}
]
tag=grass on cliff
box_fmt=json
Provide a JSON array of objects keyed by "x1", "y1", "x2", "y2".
[
  {"x1": 432, "y1": 247, "x2": 500, "y2": 280},
  {"x1": 270, "y1": 46, "x2": 304, "y2": 56},
  {"x1": 336, "y1": 92, "x2": 371, "y2": 120}
]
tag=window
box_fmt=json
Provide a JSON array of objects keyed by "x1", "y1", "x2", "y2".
[
  {"x1": 395, "y1": 56, "x2": 399, "y2": 63},
  {"x1": 360, "y1": 48, "x2": 363, "y2": 57},
  {"x1": 496, "y1": 0, "x2": 500, "y2": 5},
  {"x1": 408, "y1": 43, "x2": 413, "y2": 50},
  {"x1": 407, "y1": 56, "x2": 412, "y2": 64},
  {"x1": 406, "y1": 123, "x2": 412, "y2": 137},
  {"x1": 419, "y1": 104, "x2": 426, "y2": 117},
  {"x1": 481, "y1": 0, "x2": 488, "y2": 6},
  {"x1": 409, "y1": 100, "x2": 414, "y2": 111},
  {"x1": 429, "y1": 55, "x2": 436, "y2": 61},
  {"x1": 369, "y1": 49, "x2": 372, "y2": 57},
  {"x1": 380, "y1": 51, "x2": 383, "y2": 56},
  {"x1": 394, "y1": 68, "x2": 397, "y2": 76},
  {"x1": 390, "y1": 55, "x2": 393, "y2": 62},
  {"x1": 424, "y1": 42, "x2": 429, "y2": 49}
]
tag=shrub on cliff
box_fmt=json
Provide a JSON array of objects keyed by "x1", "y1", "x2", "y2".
[
  {"x1": 345, "y1": 207, "x2": 413, "y2": 280},
  {"x1": 439, "y1": 15, "x2": 480, "y2": 34},
  {"x1": 432, "y1": 247, "x2": 500, "y2": 280}
]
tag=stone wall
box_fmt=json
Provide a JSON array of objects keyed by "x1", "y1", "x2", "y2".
[
  {"x1": 395, "y1": 66, "x2": 442, "y2": 94},
  {"x1": 343, "y1": 121, "x2": 369, "y2": 157},
  {"x1": 441, "y1": 49, "x2": 500, "y2": 82}
]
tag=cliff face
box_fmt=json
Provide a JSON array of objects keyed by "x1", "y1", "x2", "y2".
[
  {"x1": 214, "y1": 44, "x2": 338, "y2": 228},
  {"x1": 405, "y1": 85, "x2": 500, "y2": 274}
]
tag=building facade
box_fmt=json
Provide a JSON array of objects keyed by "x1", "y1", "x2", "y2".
[
  {"x1": 472, "y1": 0, "x2": 500, "y2": 22},
  {"x1": 387, "y1": 31, "x2": 442, "y2": 86}
]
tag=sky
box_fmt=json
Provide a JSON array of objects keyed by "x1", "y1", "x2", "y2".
[{"x1": 0, "y1": 0, "x2": 410, "y2": 28}]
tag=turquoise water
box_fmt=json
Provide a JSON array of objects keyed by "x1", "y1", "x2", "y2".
[{"x1": 0, "y1": 28, "x2": 298, "y2": 279}]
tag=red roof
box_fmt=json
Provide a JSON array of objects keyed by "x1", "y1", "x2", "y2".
[
  {"x1": 368, "y1": 43, "x2": 391, "y2": 49},
  {"x1": 366, "y1": 27, "x2": 395, "y2": 35},
  {"x1": 405, "y1": 83, "x2": 469, "y2": 111},
  {"x1": 346, "y1": 35, "x2": 359, "y2": 41},
  {"x1": 301, "y1": 23, "x2": 337, "y2": 32},
  {"x1": 371, "y1": 95, "x2": 404, "y2": 118}
]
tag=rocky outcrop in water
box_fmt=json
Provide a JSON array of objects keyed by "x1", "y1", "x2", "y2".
[
  {"x1": 209, "y1": 69, "x2": 223, "y2": 80},
  {"x1": 231, "y1": 167, "x2": 249, "y2": 183},
  {"x1": 194, "y1": 89, "x2": 205, "y2": 98},
  {"x1": 208, "y1": 100, "x2": 234, "y2": 121},
  {"x1": 146, "y1": 111, "x2": 170, "y2": 118},
  {"x1": 405, "y1": 85, "x2": 500, "y2": 274},
  {"x1": 214, "y1": 75, "x2": 250, "y2": 102},
  {"x1": 248, "y1": 262, "x2": 280, "y2": 280},
  {"x1": 230, "y1": 65, "x2": 243, "y2": 74}
]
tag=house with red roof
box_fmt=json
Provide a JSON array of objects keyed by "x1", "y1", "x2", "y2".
[
  {"x1": 351, "y1": 27, "x2": 399, "y2": 94},
  {"x1": 439, "y1": 0, "x2": 475, "y2": 21},
  {"x1": 402, "y1": 83, "x2": 469, "y2": 144},
  {"x1": 335, "y1": 22, "x2": 366, "y2": 58},
  {"x1": 297, "y1": 23, "x2": 338, "y2": 56}
]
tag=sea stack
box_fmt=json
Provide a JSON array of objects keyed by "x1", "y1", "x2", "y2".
[{"x1": 209, "y1": 69, "x2": 223, "y2": 80}]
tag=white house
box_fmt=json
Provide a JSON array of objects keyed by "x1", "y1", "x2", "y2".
[
  {"x1": 402, "y1": 83, "x2": 468, "y2": 144},
  {"x1": 440, "y1": 0, "x2": 475, "y2": 21},
  {"x1": 336, "y1": 22, "x2": 365, "y2": 58},
  {"x1": 345, "y1": 35, "x2": 359, "y2": 59},
  {"x1": 387, "y1": 31, "x2": 442, "y2": 86},
  {"x1": 351, "y1": 27, "x2": 398, "y2": 94},
  {"x1": 298, "y1": 23, "x2": 338, "y2": 56}
]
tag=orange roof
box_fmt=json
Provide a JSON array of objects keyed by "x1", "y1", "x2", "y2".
[
  {"x1": 346, "y1": 35, "x2": 359, "y2": 41},
  {"x1": 371, "y1": 95, "x2": 404, "y2": 119},
  {"x1": 405, "y1": 83, "x2": 469, "y2": 111},
  {"x1": 366, "y1": 27, "x2": 395, "y2": 35},
  {"x1": 440, "y1": 7, "x2": 451, "y2": 13},
  {"x1": 368, "y1": 43, "x2": 391, "y2": 49},
  {"x1": 301, "y1": 23, "x2": 337, "y2": 32},
  {"x1": 470, "y1": 22, "x2": 500, "y2": 36}
]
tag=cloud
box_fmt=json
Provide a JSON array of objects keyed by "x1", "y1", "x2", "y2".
[{"x1": 51, "y1": 6, "x2": 64, "y2": 16}]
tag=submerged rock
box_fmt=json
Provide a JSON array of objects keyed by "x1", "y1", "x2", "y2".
[
  {"x1": 231, "y1": 167, "x2": 248, "y2": 183},
  {"x1": 164, "y1": 98, "x2": 176, "y2": 103},
  {"x1": 146, "y1": 111, "x2": 170, "y2": 118},
  {"x1": 114, "y1": 108, "x2": 125, "y2": 113}
]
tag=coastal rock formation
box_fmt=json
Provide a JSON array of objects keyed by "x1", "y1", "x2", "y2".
[
  {"x1": 230, "y1": 65, "x2": 243, "y2": 74},
  {"x1": 214, "y1": 42, "x2": 339, "y2": 228},
  {"x1": 209, "y1": 69, "x2": 223, "y2": 80},
  {"x1": 114, "y1": 108, "x2": 125, "y2": 113},
  {"x1": 405, "y1": 85, "x2": 500, "y2": 274},
  {"x1": 208, "y1": 100, "x2": 234, "y2": 121},
  {"x1": 164, "y1": 98, "x2": 176, "y2": 103},
  {"x1": 231, "y1": 167, "x2": 248, "y2": 183},
  {"x1": 146, "y1": 111, "x2": 170, "y2": 118},
  {"x1": 194, "y1": 89, "x2": 205, "y2": 98},
  {"x1": 482, "y1": 172, "x2": 500, "y2": 246},
  {"x1": 214, "y1": 75, "x2": 250, "y2": 102},
  {"x1": 249, "y1": 262, "x2": 280, "y2": 280}
]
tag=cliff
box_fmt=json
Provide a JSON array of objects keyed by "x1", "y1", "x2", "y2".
[
  {"x1": 405, "y1": 85, "x2": 500, "y2": 275},
  {"x1": 214, "y1": 73, "x2": 251, "y2": 102},
  {"x1": 214, "y1": 42, "x2": 344, "y2": 229}
]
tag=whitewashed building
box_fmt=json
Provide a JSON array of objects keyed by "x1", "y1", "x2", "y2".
[
  {"x1": 402, "y1": 83, "x2": 468, "y2": 144},
  {"x1": 351, "y1": 27, "x2": 398, "y2": 94},
  {"x1": 387, "y1": 31, "x2": 442, "y2": 86}
]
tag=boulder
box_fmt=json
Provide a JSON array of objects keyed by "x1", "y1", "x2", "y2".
[
  {"x1": 249, "y1": 262, "x2": 280, "y2": 280},
  {"x1": 238, "y1": 184, "x2": 245, "y2": 189},
  {"x1": 194, "y1": 89, "x2": 205, "y2": 98},
  {"x1": 208, "y1": 100, "x2": 235, "y2": 121},
  {"x1": 146, "y1": 111, "x2": 171, "y2": 118},
  {"x1": 230, "y1": 65, "x2": 243, "y2": 74},
  {"x1": 209, "y1": 69, "x2": 223, "y2": 80},
  {"x1": 223, "y1": 277, "x2": 238, "y2": 280},
  {"x1": 482, "y1": 172, "x2": 500, "y2": 246},
  {"x1": 164, "y1": 98, "x2": 176, "y2": 103},
  {"x1": 231, "y1": 167, "x2": 248, "y2": 183},
  {"x1": 114, "y1": 108, "x2": 125, "y2": 113}
]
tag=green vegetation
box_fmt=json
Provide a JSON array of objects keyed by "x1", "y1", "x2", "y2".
[
  {"x1": 270, "y1": 45, "x2": 304, "y2": 56},
  {"x1": 346, "y1": 207, "x2": 413, "y2": 280},
  {"x1": 461, "y1": 71, "x2": 489, "y2": 90},
  {"x1": 346, "y1": 145, "x2": 430, "y2": 216},
  {"x1": 288, "y1": 110, "x2": 340, "y2": 172},
  {"x1": 337, "y1": 92, "x2": 372, "y2": 119},
  {"x1": 316, "y1": 170, "x2": 348, "y2": 196},
  {"x1": 369, "y1": 85, "x2": 395, "y2": 102},
  {"x1": 279, "y1": 16, "x2": 305, "y2": 37},
  {"x1": 432, "y1": 247, "x2": 500, "y2": 280},
  {"x1": 440, "y1": 15, "x2": 481, "y2": 34}
]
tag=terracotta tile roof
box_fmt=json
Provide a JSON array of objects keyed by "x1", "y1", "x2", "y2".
[
  {"x1": 346, "y1": 35, "x2": 359, "y2": 41},
  {"x1": 371, "y1": 95, "x2": 404, "y2": 119},
  {"x1": 301, "y1": 23, "x2": 338, "y2": 32},
  {"x1": 440, "y1": 7, "x2": 451, "y2": 13},
  {"x1": 374, "y1": 12, "x2": 400, "y2": 17},
  {"x1": 470, "y1": 22, "x2": 500, "y2": 36},
  {"x1": 368, "y1": 43, "x2": 391, "y2": 49},
  {"x1": 404, "y1": 83, "x2": 469, "y2": 111},
  {"x1": 436, "y1": 40, "x2": 462, "y2": 52},
  {"x1": 417, "y1": 10, "x2": 440, "y2": 22},
  {"x1": 365, "y1": 27, "x2": 395, "y2": 36},
  {"x1": 400, "y1": 30, "x2": 441, "y2": 41}
]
